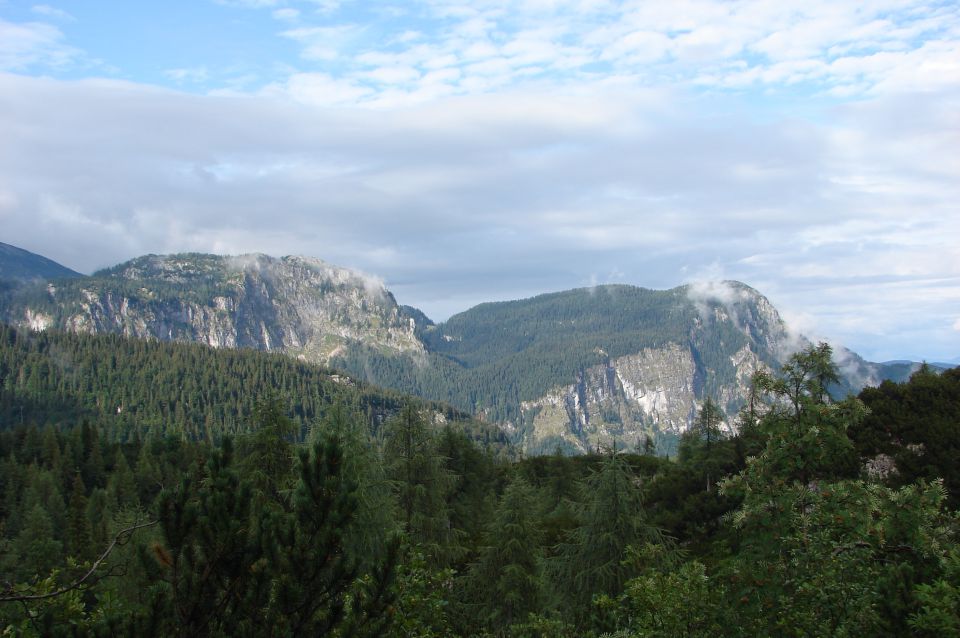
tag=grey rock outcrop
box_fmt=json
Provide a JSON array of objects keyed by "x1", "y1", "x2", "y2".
[{"x1": 2, "y1": 253, "x2": 422, "y2": 363}]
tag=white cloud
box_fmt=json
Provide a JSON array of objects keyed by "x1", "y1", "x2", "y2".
[
  {"x1": 269, "y1": 71, "x2": 373, "y2": 106},
  {"x1": 281, "y1": 24, "x2": 363, "y2": 61},
  {"x1": 255, "y1": 0, "x2": 960, "y2": 103},
  {"x1": 164, "y1": 67, "x2": 209, "y2": 84},
  {"x1": 271, "y1": 8, "x2": 300, "y2": 21},
  {"x1": 214, "y1": 0, "x2": 281, "y2": 7},
  {"x1": 304, "y1": 0, "x2": 341, "y2": 13},
  {"x1": 0, "y1": 18, "x2": 79, "y2": 71},
  {"x1": 359, "y1": 65, "x2": 420, "y2": 85},
  {"x1": 31, "y1": 5, "x2": 74, "y2": 21},
  {"x1": 0, "y1": 2, "x2": 958, "y2": 361},
  {"x1": 686, "y1": 279, "x2": 746, "y2": 307}
]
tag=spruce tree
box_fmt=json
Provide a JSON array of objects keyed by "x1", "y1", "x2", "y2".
[
  {"x1": 106, "y1": 448, "x2": 139, "y2": 510},
  {"x1": 135, "y1": 443, "x2": 163, "y2": 506},
  {"x1": 467, "y1": 476, "x2": 544, "y2": 632},
  {"x1": 237, "y1": 394, "x2": 296, "y2": 505},
  {"x1": 40, "y1": 425, "x2": 61, "y2": 470},
  {"x1": 15, "y1": 504, "x2": 62, "y2": 580},
  {"x1": 86, "y1": 487, "x2": 112, "y2": 552},
  {"x1": 66, "y1": 473, "x2": 94, "y2": 561},
  {"x1": 21, "y1": 466, "x2": 66, "y2": 537},
  {"x1": 383, "y1": 404, "x2": 458, "y2": 566},
  {"x1": 696, "y1": 397, "x2": 724, "y2": 447},
  {"x1": 316, "y1": 403, "x2": 396, "y2": 569},
  {"x1": 551, "y1": 451, "x2": 660, "y2": 618},
  {"x1": 437, "y1": 424, "x2": 495, "y2": 556}
]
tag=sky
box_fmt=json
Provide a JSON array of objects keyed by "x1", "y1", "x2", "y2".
[{"x1": 0, "y1": 0, "x2": 958, "y2": 363}]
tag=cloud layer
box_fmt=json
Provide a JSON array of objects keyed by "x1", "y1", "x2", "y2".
[{"x1": 0, "y1": 1, "x2": 958, "y2": 362}]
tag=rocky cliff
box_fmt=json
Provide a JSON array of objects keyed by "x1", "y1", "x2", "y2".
[
  {"x1": 1, "y1": 253, "x2": 423, "y2": 363},
  {"x1": 0, "y1": 248, "x2": 922, "y2": 455},
  {"x1": 499, "y1": 282, "x2": 786, "y2": 454},
  {"x1": 516, "y1": 342, "x2": 779, "y2": 454}
]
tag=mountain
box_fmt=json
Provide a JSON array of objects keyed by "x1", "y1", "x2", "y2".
[
  {"x1": 0, "y1": 249, "x2": 930, "y2": 454},
  {"x1": 0, "y1": 242, "x2": 82, "y2": 283},
  {"x1": 334, "y1": 281, "x2": 789, "y2": 453},
  {"x1": 320, "y1": 281, "x2": 934, "y2": 454},
  {"x1": 0, "y1": 252, "x2": 422, "y2": 360}
]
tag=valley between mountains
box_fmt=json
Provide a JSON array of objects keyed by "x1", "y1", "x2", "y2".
[{"x1": 0, "y1": 246, "x2": 928, "y2": 455}]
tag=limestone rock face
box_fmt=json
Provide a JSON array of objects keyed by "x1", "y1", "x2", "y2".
[
  {"x1": 2, "y1": 253, "x2": 922, "y2": 456},
  {"x1": 3, "y1": 253, "x2": 423, "y2": 364},
  {"x1": 518, "y1": 344, "x2": 701, "y2": 453},
  {"x1": 516, "y1": 342, "x2": 773, "y2": 454},
  {"x1": 489, "y1": 282, "x2": 791, "y2": 454}
]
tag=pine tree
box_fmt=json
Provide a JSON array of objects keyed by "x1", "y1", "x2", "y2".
[
  {"x1": 15, "y1": 504, "x2": 62, "y2": 580},
  {"x1": 66, "y1": 473, "x2": 94, "y2": 561},
  {"x1": 467, "y1": 476, "x2": 544, "y2": 632},
  {"x1": 383, "y1": 404, "x2": 458, "y2": 566},
  {"x1": 106, "y1": 448, "x2": 139, "y2": 510},
  {"x1": 137, "y1": 438, "x2": 270, "y2": 637},
  {"x1": 263, "y1": 433, "x2": 372, "y2": 635},
  {"x1": 551, "y1": 451, "x2": 660, "y2": 619}
]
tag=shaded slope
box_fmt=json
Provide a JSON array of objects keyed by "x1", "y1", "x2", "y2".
[{"x1": 0, "y1": 242, "x2": 82, "y2": 283}]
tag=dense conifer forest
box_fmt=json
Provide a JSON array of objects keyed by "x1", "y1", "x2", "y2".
[
  {"x1": 0, "y1": 325, "x2": 508, "y2": 451},
  {"x1": 1, "y1": 324, "x2": 958, "y2": 636}
]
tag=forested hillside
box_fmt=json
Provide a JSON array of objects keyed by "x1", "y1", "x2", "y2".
[
  {"x1": 336, "y1": 283, "x2": 779, "y2": 419},
  {"x1": 335, "y1": 283, "x2": 926, "y2": 454},
  {"x1": 0, "y1": 324, "x2": 508, "y2": 451},
  {"x1": 1, "y1": 248, "x2": 931, "y2": 455},
  {"x1": 1, "y1": 337, "x2": 958, "y2": 636}
]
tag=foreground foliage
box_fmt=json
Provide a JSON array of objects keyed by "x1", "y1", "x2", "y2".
[{"x1": 1, "y1": 334, "x2": 958, "y2": 636}]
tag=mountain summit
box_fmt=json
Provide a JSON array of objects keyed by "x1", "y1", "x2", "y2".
[
  {"x1": 0, "y1": 247, "x2": 925, "y2": 454},
  {"x1": 332, "y1": 280, "x2": 794, "y2": 453},
  {"x1": 0, "y1": 252, "x2": 422, "y2": 361}
]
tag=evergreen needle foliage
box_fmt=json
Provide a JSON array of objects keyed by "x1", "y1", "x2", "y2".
[{"x1": 0, "y1": 334, "x2": 957, "y2": 637}]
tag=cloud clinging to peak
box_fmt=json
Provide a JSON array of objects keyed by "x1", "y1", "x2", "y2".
[{"x1": 0, "y1": 0, "x2": 957, "y2": 362}]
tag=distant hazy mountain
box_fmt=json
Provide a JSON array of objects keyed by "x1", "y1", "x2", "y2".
[
  {"x1": 0, "y1": 247, "x2": 935, "y2": 454},
  {"x1": 0, "y1": 242, "x2": 82, "y2": 283}
]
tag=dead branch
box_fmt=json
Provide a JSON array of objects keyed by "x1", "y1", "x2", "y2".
[{"x1": 1, "y1": 519, "x2": 158, "y2": 603}]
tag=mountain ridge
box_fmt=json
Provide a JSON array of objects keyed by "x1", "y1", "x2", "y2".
[
  {"x1": 0, "y1": 245, "x2": 936, "y2": 454},
  {"x1": 0, "y1": 242, "x2": 83, "y2": 283}
]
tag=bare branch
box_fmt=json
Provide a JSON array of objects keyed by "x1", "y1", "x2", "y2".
[{"x1": 1, "y1": 520, "x2": 158, "y2": 603}]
